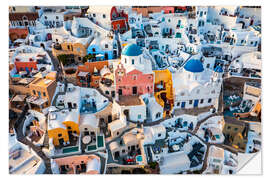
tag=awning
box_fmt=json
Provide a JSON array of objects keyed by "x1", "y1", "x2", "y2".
[
  {"x1": 12, "y1": 95, "x2": 27, "y2": 102},
  {"x1": 77, "y1": 71, "x2": 89, "y2": 77},
  {"x1": 26, "y1": 96, "x2": 48, "y2": 106}
]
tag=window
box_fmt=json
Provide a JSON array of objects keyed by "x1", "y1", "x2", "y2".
[
  {"x1": 125, "y1": 58, "x2": 127, "y2": 64},
  {"x1": 158, "y1": 133, "x2": 161, "y2": 137},
  {"x1": 12, "y1": 7, "x2": 16, "y2": 11},
  {"x1": 168, "y1": 19, "x2": 171, "y2": 23},
  {"x1": 103, "y1": 14, "x2": 106, "y2": 18},
  {"x1": 133, "y1": 75, "x2": 137, "y2": 80},
  {"x1": 56, "y1": 16, "x2": 59, "y2": 20},
  {"x1": 206, "y1": 64, "x2": 210, "y2": 68},
  {"x1": 132, "y1": 59, "x2": 135, "y2": 64},
  {"x1": 227, "y1": 126, "x2": 231, "y2": 130},
  {"x1": 105, "y1": 91, "x2": 109, "y2": 95},
  {"x1": 93, "y1": 13, "x2": 96, "y2": 17},
  {"x1": 138, "y1": 114, "x2": 142, "y2": 119},
  {"x1": 43, "y1": 92, "x2": 46, "y2": 97},
  {"x1": 128, "y1": 146, "x2": 130, "y2": 150},
  {"x1": 105, "y1": 44, "x2": 108, "y2": 48},
  {"x1": 58, "y1": 134, "x2": 62, "y2": 137},
  {"x1": 234, "y1": 128, "x2": 238, "y2": 131},
  {"x1": 189, "y1": 100, "x2": 193, "y2": 105},
  {"x1": 211, "y1": 90, "x2": 215, "y2": 94},
  {"x1": 122, "y1": 149, "x2": 125, "y2": 153},
  {"x1": 200, "y1": 99, "x2": 204, "y2": 104},
  {"x1": 67, "y1": 45, "x2": 70, "y2": 50},
  {"x1": 117, "y1": 132, "x2": 119, "y2": 135},
  {"x1": 177, "y1": 102, "x2": 180, "y2": 106},
  {"x1": 33, "y1": 90, "x2": 36, "y2": 95},
  {"x1": 77, "y1": 47, "x2": 80, "y2": 52},
  {"x1": 67, "y1": 126, "x2": 71, "y2": 130},
  {"x1": 208, "y1": 98, "x2": 212, "y2": 103},
  {"x1": 180, "y1": 92, "x2": 185, "y2": 96},
  {"x1": 44, "y1": 16, "x2": 47, "y2": 20},
  {"x1": 156, "y1": 112, "x2": 161, "y2": 118},
  {"x1": 196, "y1": 89, "x2": 200, "y2": 94}
]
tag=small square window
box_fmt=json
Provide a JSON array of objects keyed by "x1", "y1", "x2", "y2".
[{"x1": 189, "y1": 100, "x2": 193, "y2": 104}]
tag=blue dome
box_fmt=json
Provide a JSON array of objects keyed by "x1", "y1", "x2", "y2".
[
  {"x1": 184, "y1": 59, "x2": 204, "y2": 73},
  {"x1": 122, "y1": 44, "x2": 142, "y2": 56},
  {"x1": 214, "y1": 66, "x2": 223, "y2": 73}
]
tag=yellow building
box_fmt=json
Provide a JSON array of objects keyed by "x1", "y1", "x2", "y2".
[
  {"x1": 52, "y1": 41, "x2": 88, "y2": 63},
  {"x1": 223, "y1": 118, "x2": 248, "y2": 151},
  {"x1": 153, "y1": 69, "x2": 174, "y2": 117},
  {"x1": 48, "y1": 127, "x2": 70, "y2": 146},
  {"x1": 48, "y1": 115, "x2": 80, "y2": 146}
]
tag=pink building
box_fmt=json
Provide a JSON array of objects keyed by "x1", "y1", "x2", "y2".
[{"x1": 115, "y1": 44, "x2": 154, "y2": 96}]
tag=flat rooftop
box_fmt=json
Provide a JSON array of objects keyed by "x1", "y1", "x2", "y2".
[
  {"x1": 117, "y1": 95, "x2": 143, "y2": 106},
  {"x1": 31, "y1": 78, "x2": 54, "y2": 87}
]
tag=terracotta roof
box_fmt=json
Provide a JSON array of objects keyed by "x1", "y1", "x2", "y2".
[{"x1": 9, "y1": 12, "x2": 38, "y2": 21}]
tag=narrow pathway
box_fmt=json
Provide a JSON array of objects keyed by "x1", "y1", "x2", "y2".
[{"x1": 14, "y1": 105, "x2": 52, "y2": 174}]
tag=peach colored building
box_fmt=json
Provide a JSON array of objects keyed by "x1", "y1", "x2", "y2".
[
  {"x1": 53, "y1": 154, "x2": 101, "y2": 174},
  {"x1": 115, "y1": 64, "x2": 154, "y2": 96}
]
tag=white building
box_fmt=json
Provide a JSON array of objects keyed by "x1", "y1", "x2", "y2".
[{"x1": 172, "y1": 59, "x2": 223, "y2": 110}]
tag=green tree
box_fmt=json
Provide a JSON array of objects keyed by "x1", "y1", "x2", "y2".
[{"x1": 83, "y1": 54, "x2": 96, "y2": 63}]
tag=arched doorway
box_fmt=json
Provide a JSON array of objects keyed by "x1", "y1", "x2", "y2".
[
  {"x1": 104, "y1": 52, "x2": 108, "y2": 60},
  {"x1": 40, "y1": 43, "x2": 45, "y2": 49},
  {"x1": 239, "y1": 21, "x2": 245, "y2": 29},
  {"x1": 47, "y1": 33, "x2": 52, "y2": 41}
]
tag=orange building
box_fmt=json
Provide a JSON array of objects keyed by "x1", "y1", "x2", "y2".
[
  {"x1": 76, "y1": 61, "x2": 109, "y2": 88},
  {"x1": 14, "y1": 59, "x2": 37, "y2": 73},
  {"x1": 26, "y1": 72, "x2": 57, "y2": 111},
  {"x1": 9, "y1": 28, "x2": 29, "y2": 42}
]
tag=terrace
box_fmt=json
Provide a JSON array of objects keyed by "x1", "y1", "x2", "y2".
[
  {"x1": 80, "y1": 98, "x2": 97, "y2": 114},
  {"x1": 9, "y1": 147, "x2": 41, "y2": 174},
  {"x1": 117, "y1": 95, "x2": 144, "y2": 106},
  {"x1": 83, "y1": 134, "x2": 105, "y2": 153},
  {"x1": 51, "y1": 134, "x2": 81, "y2": 157}
]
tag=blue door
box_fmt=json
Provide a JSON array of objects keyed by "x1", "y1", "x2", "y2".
[
  {"x1": 181, "y1": 102, "x2": 186, "y2": 108},
  {"x1": 194, "y1": 99, "x2": 199, "y2": 107},
  {"x1": 25, "y1": 67, "x2": 29, "y2": 73}
]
